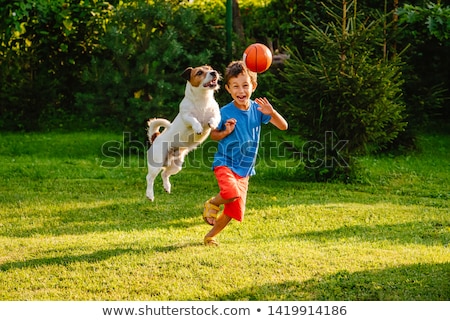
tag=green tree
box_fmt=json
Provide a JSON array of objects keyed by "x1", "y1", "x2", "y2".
[{"x1": 276, "y1": 1, "x2": 407, "y2": 181}]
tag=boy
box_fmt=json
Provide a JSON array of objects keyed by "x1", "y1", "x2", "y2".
[{"x1": 202, "y1": 60, "x2": 288, "y2": 246}]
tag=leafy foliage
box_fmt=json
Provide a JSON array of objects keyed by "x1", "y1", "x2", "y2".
[
  {"x1": 397, "y1": 1, "x2": 450, "y2": 128},
  {"x1": 399, "y1": 2, "x2": 450, "y2": 43},
  {"x1": 0, "y1": 0, "x2": 448, "y2": 137},
  {"x1": 0, "y1": 0, "x2": 111, "y2": 130}
]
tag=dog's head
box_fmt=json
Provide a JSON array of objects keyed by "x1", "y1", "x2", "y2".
[{"x1": 181, "y1": 65, "x2": 220, "y2": 91}]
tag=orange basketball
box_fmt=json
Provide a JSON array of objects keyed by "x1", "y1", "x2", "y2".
[{"x1": 243, "y1": 43, "x2": 272, "y2": 73}]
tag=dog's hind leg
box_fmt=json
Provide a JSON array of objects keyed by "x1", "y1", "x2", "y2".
[
  {"x1": 161, "y1": 166, "x2": 179, "y2": 194},
  {"x1": 146, "y1": 145, "x2": 166, "y2": 201},
  {"x1": 146, "y1": 167, "x2": 161, "y2": 201},
  {"x1": 161, "y1": 148, "x2": 187, "y2": 194}
]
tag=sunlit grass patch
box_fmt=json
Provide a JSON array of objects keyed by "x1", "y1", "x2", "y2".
[{"x1": 0, "y1": 131, "x2": 448, "y2": 300}]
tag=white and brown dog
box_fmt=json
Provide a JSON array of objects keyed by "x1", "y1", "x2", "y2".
[{"x1": 146, "y1": 65, "x2": 221, "y2": 201}]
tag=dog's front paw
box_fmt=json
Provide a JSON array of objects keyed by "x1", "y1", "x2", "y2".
[
  {"x1": 193, "y1": 124, "x2": 203, "y2": 135},
  {"x1": 208, "y1": 119, "x2": 220, "y2": 130}
]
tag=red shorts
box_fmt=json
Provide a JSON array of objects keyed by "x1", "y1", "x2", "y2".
[{"x1": 214, "y1": 166, "x2": 249, "y2": 222}]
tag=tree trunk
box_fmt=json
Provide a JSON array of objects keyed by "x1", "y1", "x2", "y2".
[
  {"x1": 232, "y1": 0, "x2": 245, "y2": 44},
  {"x1": 391, "y1": 0, "x2": 399, "y2": 57},
  {"x1": 342, "y1": 0, "x2": 347, "y2": 37}
]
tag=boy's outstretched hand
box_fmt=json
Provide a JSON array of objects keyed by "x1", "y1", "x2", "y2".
[
  {"x1": 255, "y1": 97, "x2": 289, "y2": 131},
  {"x1": 255, "y1": 97, "x2": 275, "y2": 116}
]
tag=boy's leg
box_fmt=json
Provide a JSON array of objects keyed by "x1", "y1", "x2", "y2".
[
  {"x1": 205, "y1": 213, "x2": 232, "y2": 240},
  {"x1": 203, "y1": 166, "x2": 248, "y2": 245},
  {"x1": 204, "y1": 193, "x2": 237, "y2": 225},
  {"x1": 204, "y1": 189, "x2": 246, "y2": 245}
]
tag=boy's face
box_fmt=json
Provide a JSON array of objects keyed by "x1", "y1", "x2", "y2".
[{"x1": 225, "y1": 72, "x2": 257, "y2": 110}]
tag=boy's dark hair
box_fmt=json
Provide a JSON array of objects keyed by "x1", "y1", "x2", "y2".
[{"x1": 224, "y1": 60, "x2": 257, "y2": 85}]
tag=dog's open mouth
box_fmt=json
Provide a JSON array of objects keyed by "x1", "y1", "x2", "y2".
[{"x1": 204, "y1": 78, "x2": 218, "y2": 88}]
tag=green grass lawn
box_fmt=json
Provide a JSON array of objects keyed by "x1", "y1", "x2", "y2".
[{"x1": 0, "y1": 131, "x2": 449, "y2": 300}]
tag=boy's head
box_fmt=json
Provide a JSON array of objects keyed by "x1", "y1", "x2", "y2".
[
  {"x1": 224, "y1": 61, "x2": 257, "y2": 87},
  {"x1": 224, "y1": 61, "x2": 258, "y2": 109}
]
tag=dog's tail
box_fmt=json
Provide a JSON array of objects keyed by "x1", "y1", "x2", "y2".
[{"x1": 147, "y1": 118, "x2": 171, "y2": 144}]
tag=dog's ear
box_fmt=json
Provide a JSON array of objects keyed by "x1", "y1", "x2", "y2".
[{"x1": 181, "y1": 67, "x2": 193, "y2": 81}]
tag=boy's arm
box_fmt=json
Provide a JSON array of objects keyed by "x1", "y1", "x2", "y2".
[
  {"x1": 210, "y1": 118, "x2": 237, "y2": 141},
  {"x1": 255, "y1": 97, "x2": 288, "y2": 131},
  {"x1": 269, "y1": 110, "x2": 289, "y2": 131}
]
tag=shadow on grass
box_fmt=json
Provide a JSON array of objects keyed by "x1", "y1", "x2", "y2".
[
  {"x1": 0, "y1": 197, "x2": 201, "y2": 238},
  {"x1": 280, "y1": 221, "x2": 450, "y2": 247},
  {"x1": 0, "y1": 248, "x2": 137, "y2": 272},
  {"x1": 153, "y1": 243, "x2": 200, "y2": 253},
  {"x1": 214, "y1": 262, "x2": 450, "y2": 301}
]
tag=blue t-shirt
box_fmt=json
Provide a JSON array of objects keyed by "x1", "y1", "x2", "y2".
[{"x1": 212, "y1": 100, "x2": 271, "y2": 177}]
